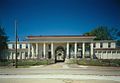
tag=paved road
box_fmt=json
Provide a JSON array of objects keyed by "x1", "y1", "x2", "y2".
[
  {"x1": 0, "y1": 63, "x2": 120, "y2": 83},
  {"x1": 0, "y1": 63, "x2": 120, "y2": 76}
]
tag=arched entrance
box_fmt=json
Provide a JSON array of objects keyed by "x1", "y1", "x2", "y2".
[{"x1": 55, "y1": 46, "x2": 65, "y2": 62}]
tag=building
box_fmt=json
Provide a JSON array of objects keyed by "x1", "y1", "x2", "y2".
[{"x1": 7, "y1": 35, "x2": 120, "y2": 62}]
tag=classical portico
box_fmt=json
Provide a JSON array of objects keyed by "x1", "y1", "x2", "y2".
[{"x1": 26, "y1": 35, "x2": 95, "y2": 62}]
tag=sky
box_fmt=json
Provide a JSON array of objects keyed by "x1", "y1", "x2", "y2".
[{"x1": 0, "y1": 0, "x2": 120, "y2": 41}]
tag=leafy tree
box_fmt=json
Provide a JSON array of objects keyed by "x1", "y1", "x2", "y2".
[
  {"x1": 0, "y1": 26, "x2": 8, "y2": 61},
  {"x1": 84, "y1": 26, "x2": 117, "y2": 40},
  {"x1": 116, "y1": 40, "x2": 120, "y2": 47},
  {"x1": 84, "y1": 26, "x2": 120, "y2": 46},
  {"x1": 109, "y1": 27, "x2": 120, "y2": 40}
]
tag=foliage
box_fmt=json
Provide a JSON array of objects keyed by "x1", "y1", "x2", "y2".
[
  {"x1": 76, "y1": 59, "x2": 102, "y2": 66},
  {"x1": 0, "y1": 59, "x2": 11, "y2": 66},
  {"x1": 116, "y1": 40, "x2": 120, "y2": 47},
  {"x1": 84, "y1": 26, "x2": 112, "y2": 40},
  {"x1": 76, "y1": 59, "x2": 120, "y2": 67},
  {"x1": 16, "y1": 59, "x2": 54, "y2": 66},
  {"x1": 0, "y1": 59, "x2": 54, "y2": 66},
  {"x1": 0, "y1": 26, "x2": 8, "y2": 60},
  {"x1": 84, "y1": 26, "x2": 120, "y2": 46},
  {"x1": 109, "y1": 27, "x2": 120, "y2": 40}
]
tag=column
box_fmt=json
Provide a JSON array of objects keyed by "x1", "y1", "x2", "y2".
[
  {"x1": 20, "y1": 52, "x2": 22, "y2": 60},
  {"x1": 24, "y1": 52, "x2": 26, "y2": 60},
  {"x1": 31, "y1": 44, "x2": 34, "y2": 58},
  {"x1": 28, "y1": 43, "x2": 31, "y2": 58},
  {"x1": 74, "y1": 42, "x2": 77, "y2": 58},
  {"x1": 13, "y1": 53, "x2": 15, "y2": 60},
  {"x1": 90, "y1": 43, "x2": 93, "y2": 59},
  {"x1": 36, "y1": 43, "x2": 38, "y2": 58},
  {"x1": 82, "y1": 43, "x2": 85, "y2": 58},
  {"x1": 10, "y1": 52, "x2": 12, "y2": 60},
  {"x1": 51, "y1": 42, "x2": 54, "y2": 59},
  {"x1": 43, "y1": 43, "x2": 46, "y2": 58},
  {"x1": 66, "y1": 42, "x2": 69, "y2": 59}
]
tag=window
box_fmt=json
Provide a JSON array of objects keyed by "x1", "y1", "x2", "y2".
[
  {"x1": 103, "y1": 51, "x2": 106, "y2": 53},
  {"x1": 107, "y1": 51, "x2": 111, "y2": 53},
  {"x1": 95, "y1": 51, "x2": 97, "y2": 53},
  {"x1": 117, "y1": 51, "x2": 120, "y2": 53},
  {"x1": 112, "y1": 51, "x2": 116, "y2": 53},
  {"x1": 48, "y1": 44, "x2": 51, "y2": 49},
  {"x1": 20, "y1": 44, "x2": 22, "y2": 49},
  {"x1": 98, "y1": 51, "x2": 101, "y2": 53},
  {"x1": 100, "y1": 43, "x2": 103, "y2": 48},
  {"x1": 93, "y1": 43, "x2": 95, "y2": 48},
  {"x1": 26, "y1": 44, "x2": 28, "y2": 48},
  {"x1": 12, "y1": 44, "x2": 15, "y2": 49},
  {"x1": 108, "y1": 42, "x2": 111, "y2": 48},
  {"x1": 25, "y1": 52, "x2": 28, "y2": 57}
]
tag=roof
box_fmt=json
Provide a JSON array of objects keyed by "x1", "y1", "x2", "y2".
[
  {"x1": 27, "y1": 35, "x2": 96, "y2": 39},
  {"x1": 94, "y1": 48, "x2": 120, "y2": 50}
]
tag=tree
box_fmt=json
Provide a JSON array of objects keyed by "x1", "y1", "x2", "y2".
[
  {"x1": 0, "y1": 26, "x2": 8, "y2": 61},
  {"x1": 84, "y1": 26, "x2": 120, "y2": 46},
  {"x1": 84, "y1": 26, "x2": 116, "y2": 40}
]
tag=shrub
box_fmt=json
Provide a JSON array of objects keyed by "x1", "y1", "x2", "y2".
[
  {"x1": 0, "y1": 60, "x2": 12, "y2": 66},
  {"x1": 76, "y1": 59, "x2": 103, "y2": 66},
  {"x1": 77, "y1": 59, "x2": 120, "y2": 67},
  {"x1": 17, "y1": 59, "x2": 54, "y2": 66}
]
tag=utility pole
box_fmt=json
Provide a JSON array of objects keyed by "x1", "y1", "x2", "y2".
[{"x1": 15, "y1": 20, "x2": 18, "y2": 68}]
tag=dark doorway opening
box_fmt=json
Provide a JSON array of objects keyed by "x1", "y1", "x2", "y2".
[
  {"x1": 55, "y1": 46, "x2": 65, "y2": 63},
  {"x1": 48, "y1": 52, "x2": 51, "y2": 59}
]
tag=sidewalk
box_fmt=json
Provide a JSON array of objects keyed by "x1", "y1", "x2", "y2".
[{"x1": 0, "y1": 78, "x2": 119, "y2": 83}]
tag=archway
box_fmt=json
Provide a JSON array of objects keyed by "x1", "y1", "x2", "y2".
[{"x1": 55, "y1": 46, "x2": 65, "y2": 62}]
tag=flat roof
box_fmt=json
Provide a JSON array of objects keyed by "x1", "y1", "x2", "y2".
[
  {"x1": 95, "y1": 48, "x2": 120, "y2": 50},
  {"x1": 27, "y1": 35, "x2": 96, "y2": 39}
]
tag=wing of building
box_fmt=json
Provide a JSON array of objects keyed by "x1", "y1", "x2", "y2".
[{"x1": 7, "y1": 35, "x2": 120, "y2": 62}]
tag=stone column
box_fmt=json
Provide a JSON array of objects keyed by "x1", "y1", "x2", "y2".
[
  {"x1": 51, "y1": 42, "x2": 54, "y2": 59},
  {"x1": 90, "y1": 43, "x2": 93, "y2": 59},
  {"x1": 36, "y1": 43, "x2": 38, "y2": 58},
  {"x1": 31, "y1": 44, "x2": 34, "y2": 59},
  {"x1": 82, "y1": 43, "x2": 85, "y2": 58},
  {"x1": 66, "y1": 42, "x2": 69, "y2": 59},
  {"x1": 74, "y1": 42, "x2": 77, "y2": 58},
  {"x1": 43, "y1": 43, "x2": 46, "y2": 58},
  {"x1": 28, "y1": 43, "x2": 31, "y2": 59}
]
